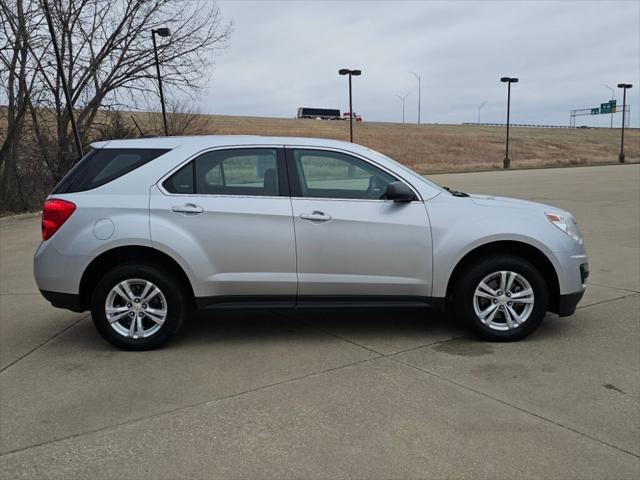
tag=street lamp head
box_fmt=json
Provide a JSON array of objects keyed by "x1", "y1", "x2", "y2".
[
  {"x1": 153, "y1": 27, "x2": 171, "y2": 37},
  {"x1": 339, "y1": 68, "x2": 361, "y2": 76},
  {"x1": 501, "y1": 77, "x2": 518, "y2": 83},
  {"x1": 617, "y1": 83, "x2": 633, "y2": 89},
  {"x1": 339, "y1": 69, "x2": 349, "y2": 75},
  {"x1": 351, "y1": 69, "x2": 362, "y2": 76}
]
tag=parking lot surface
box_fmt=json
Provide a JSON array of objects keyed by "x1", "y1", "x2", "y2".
[{"x1": 1, "y1": 164, "x2": 638, "y2": 479}]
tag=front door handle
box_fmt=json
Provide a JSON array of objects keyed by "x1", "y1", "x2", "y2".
[
  {"x1": 300, "y1": 210, "x2": 332, "y2": 222},
  {"x1": 171, "y1": 203, "x2": 204, "y2": 215}
]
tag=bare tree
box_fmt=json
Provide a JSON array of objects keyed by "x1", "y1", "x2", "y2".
[
  {"x1": 140, "y1": 97, "x2": 210, "y2": 136},
  {"x1": 0, "y1": 0, "x2": 231, "y2": 213},
  {"x1": 0, "y1": 0, "x2": 47, "y2": 211}
]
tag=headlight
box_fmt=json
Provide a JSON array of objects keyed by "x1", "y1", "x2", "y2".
[{"x1": 546, "y1": 212, "x2": 582, "y2": 244}]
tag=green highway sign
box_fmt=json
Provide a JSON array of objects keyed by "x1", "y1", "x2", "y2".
[
  {"x1": 591, "y1": 108, "x2": 600, "y2": 115},
  {"x1": 601, "y1": 102, "x2": 612, "y2": 114}
]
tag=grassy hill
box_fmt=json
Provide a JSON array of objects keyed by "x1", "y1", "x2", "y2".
[
  {"x1": 128, "y1": 113, "x2": 639, "y2": 173},
  {"x1": 2, "y1": 107, "x2": 637, "y2": 174}
]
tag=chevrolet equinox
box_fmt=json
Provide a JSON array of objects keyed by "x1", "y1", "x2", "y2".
[{"x1": 34, "y1": 136, "x2": 589, "y2": 350}]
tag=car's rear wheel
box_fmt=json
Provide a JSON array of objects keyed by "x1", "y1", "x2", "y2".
[
  {"x1": 454, "y1": 255, "x2": 548, "y2": 341},
  {"x1": 91, "y1": 263, "x2": 186, "y2": 350}
]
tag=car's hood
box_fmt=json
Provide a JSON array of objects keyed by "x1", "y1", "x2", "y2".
[{"x1": 469, "y1": 194, "x2": 569, "y2": 215}]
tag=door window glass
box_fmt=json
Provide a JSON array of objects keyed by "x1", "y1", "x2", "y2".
[
  {"x1": 163, "y1": 148, "x2": 280, "y2": 196},
  {"x1": 293, "y1": 149, "x2": 396, "y2": 200}
]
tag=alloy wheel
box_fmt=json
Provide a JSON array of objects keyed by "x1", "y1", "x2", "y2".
[
  {"x1": 104, "y1": 278, "x2": 167, "y2": 339},
  {"x1": 472, "y1": 270, "x2": 535, "y2": 331}
]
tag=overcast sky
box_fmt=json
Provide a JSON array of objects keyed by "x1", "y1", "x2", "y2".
[{"x1": 205, "y1": 0, "x2": 639, "y2": 127}]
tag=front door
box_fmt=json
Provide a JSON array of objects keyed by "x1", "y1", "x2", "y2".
[{"x1": 287, "y1": 148, "x2": 432, "y2": 299}]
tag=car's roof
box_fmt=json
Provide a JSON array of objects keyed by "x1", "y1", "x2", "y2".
[{"x1": 91, "y1": 135, "x2": 366, "y2": 152}]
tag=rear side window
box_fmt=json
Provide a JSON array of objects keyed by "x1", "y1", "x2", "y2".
[
  {"x1": 163, "y1": 162, "x2": 194, "y2": 194},
  {"x1": 52, "y1": 148, "x2": 170, "y2": 194}
]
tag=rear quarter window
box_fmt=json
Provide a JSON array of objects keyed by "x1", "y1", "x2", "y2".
[{"x1": 52, "y1": 148, "x2": 170, "y2": 194}]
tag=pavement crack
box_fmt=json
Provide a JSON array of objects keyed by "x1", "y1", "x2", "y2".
[
  {"x1": 577, "y1": 292, "x2": 639, "y2": 311},
  {"x1": 0, "y1": 314, "x2": 89, "y2": 374},
  {"x1": 294, "y1": 319, "x2": 385, "y2": 356},
  {"x1": 0, "y1": 355, "x2": 381, "y2": 457},
  {"x1": 587, "y1": 282, "x2": 640, "y2": 294},
  {"x1": 389, "y1": 356, "x2": 640, "y2": 459}
]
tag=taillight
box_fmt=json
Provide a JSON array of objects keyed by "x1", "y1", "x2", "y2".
[{"x1": 42, "y1": 199, "x2": 76, "y2": 240}]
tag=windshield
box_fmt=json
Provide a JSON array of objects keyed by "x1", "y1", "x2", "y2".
[{"x1": 364, "y1": 148, "x2": 446, "y2": 192}]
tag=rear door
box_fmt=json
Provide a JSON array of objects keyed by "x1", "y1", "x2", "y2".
[
  {"x1": 287, "y1": 147, "x2": 432, "y2": 300},
  {"x1": 149, "y1": 146, "x2": 297, "y2": 305}
]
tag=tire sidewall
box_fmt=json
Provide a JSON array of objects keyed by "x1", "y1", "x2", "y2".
[
  {"x1": 91, "y1": 263, "x2": 185, "y2": 350},
  {"x1": 456, "y1": 255, "x2": 549, "y2": 341}
]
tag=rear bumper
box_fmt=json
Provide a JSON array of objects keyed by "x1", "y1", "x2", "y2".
[
  {"x1": 40, "y1": 290, "x2": 85, "y2": 312},
  {"x1": 34, "y1": 241, "x2": 87, "y2": 295},
  {"x1": 556, "y1": 290, "x2": 585, "y2": 317}
]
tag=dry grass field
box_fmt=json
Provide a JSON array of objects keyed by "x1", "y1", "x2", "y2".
[
  {"x1": 2, "y1": 108, "x2": 638, "y2": 174},
  {"x1": 127, "y1": 113, "x2": 640, "y2": 173}
]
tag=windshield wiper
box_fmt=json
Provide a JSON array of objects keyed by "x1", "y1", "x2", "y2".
[{"x1": 442, "y1": 186, "x2": 469, "y2": 197}]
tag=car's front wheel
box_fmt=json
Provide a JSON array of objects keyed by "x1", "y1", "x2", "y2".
[
  {"x1": 91, "y1": 263, "x2": 186, "y2": 350},
  {"x1": 454, "y1": 255, "x2": 549, "y2": 341}
]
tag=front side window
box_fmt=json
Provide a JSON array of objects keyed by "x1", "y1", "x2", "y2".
[
  {"x1": 163, "y1": 148, "x2": 280, "y2": 196},
  {"x1": 292, "y1": 149, "x2": 396, "y2": 200}
]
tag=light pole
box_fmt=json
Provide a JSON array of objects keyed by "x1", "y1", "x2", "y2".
[
  {"x1": 478, "y1": 100, "x2": 487, "y2": 124},
  {"x1": 410, "y1": 71, "x2": 421, "y2": 124},
  {"x1": 500, "y1": 76, "x2": 518, "y2": 169},
  {"x1": 397, "y1": 92, "x2": 411, "y2": 124},
  {"x1": 617, "y1": 83, "x2": 632, "y2": 163},
  {"x1": 601, "y1": 84, "x2": 615, "y2": 128},
  {"x1": 152, "y1": 27, "x2": 171, "y2": 136},
  {"x1": 339, "y1": 68, "x2": 362, "y2": 142}
]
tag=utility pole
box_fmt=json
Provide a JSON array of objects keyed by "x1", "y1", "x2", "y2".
[
  {"x1": 152, "y1": 28, "x2": 171, "y2": 136},
  {"x1": 339, "y1": 69, "x2": 362, "y2": 142},
  {"x1": 411, "y1": 72, "x2": 421, "y2": 124},
  {"x1": 397, "y1": 92, "x2": 411, "y2": 124},
  {"x1": 617, "y1": 83, "x2": 633, "y2": 163},
  {"x1": 500, "y1": 77, "x2": 519, "y2": 169},
  {"x1": 478, "y1": 101, "x2": 487, "y2": 124}
]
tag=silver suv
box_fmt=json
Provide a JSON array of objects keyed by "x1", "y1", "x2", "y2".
[{"x1": 34, "y1": 136, "x2": 588, "y2": 350}]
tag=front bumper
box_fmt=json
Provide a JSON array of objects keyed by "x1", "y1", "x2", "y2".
[
  {"x1": 547, "y1": 243, "x2": 588, "y2": 316},
  {"x1": 556, "y1": 290, "x2": 585, "y2": 317}
]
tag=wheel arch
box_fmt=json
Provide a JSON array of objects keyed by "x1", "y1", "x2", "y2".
[
  {"x1": 445, "y1": 240, "x2": 561, "y2": 314},
  {"x1": 79, "y1": 245, "x2": 195, "y2": 311}
]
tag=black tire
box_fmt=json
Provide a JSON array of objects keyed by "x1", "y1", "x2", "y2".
[
  {"x1": 454, "y1": 254, "x2": 548, "y2": 341},
  {"x1": 91, "y1": 263, "x2": 186, "y2": 350}
]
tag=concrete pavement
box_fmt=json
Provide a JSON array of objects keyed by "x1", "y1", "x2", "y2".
[{"x1": 1, "y1": 164, "x2": 638, "y2": 479}]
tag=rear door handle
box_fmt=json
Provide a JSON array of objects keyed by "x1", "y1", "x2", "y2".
[
  {"x1": 171, "y1": 203, "x2": 204, "y2": 215},
  {"x1": 299, "y1": 210, "x2": 332, "y2": 222}
]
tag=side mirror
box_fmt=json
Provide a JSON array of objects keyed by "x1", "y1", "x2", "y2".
[{"x1": 384, "y1": 181, "x2": 416, "y2": 202}]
